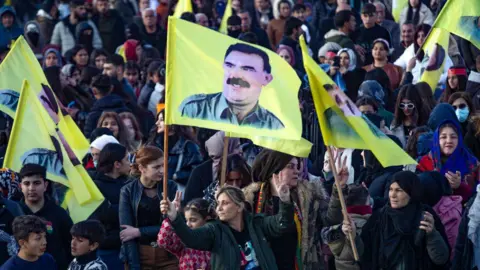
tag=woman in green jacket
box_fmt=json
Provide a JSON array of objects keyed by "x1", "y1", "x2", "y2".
[{"x1": 160, "y1": 178, "x2": 294, "y2": 270}]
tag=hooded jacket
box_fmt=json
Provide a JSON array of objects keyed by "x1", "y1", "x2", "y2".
[
  {"x1": 84, "y1": 94, "x2": 131, "y2": 137},
  {"x1": 51, "y1": 16, "x2": 102, "y2": 56},
  {"x1": 0, "y1": 7, "x2": 23, "y2": 48},
  {"x1": 91, "y1": 9, "x2": 126, "y2": 54},
  {"x1": 23, "y1": 21, "x2": 45, "y2": 60},
  {"x1": 324, "y1": 29, "x2": 356, "y2": 52},
  {"x1": 36, "y1": 7, "x2": 57, "y2": 44}
]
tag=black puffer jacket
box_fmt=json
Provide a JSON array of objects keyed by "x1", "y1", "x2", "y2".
[{"x1": 119, "y1": 178, "x2": 177, "y2": 270}]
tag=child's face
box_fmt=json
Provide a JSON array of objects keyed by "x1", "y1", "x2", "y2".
[
  {"x1": 185, "y1": 210, "x2": 207, "y2": 229},
  {"x1": 20, "y1": 232, "x2": 47, "y2": 258},
  {"x1": 124, "y1": 69, "x2": 139, "y2": 85},
  {"x1": 71, "y1": 236, "x2": 97, "y2": 257}
]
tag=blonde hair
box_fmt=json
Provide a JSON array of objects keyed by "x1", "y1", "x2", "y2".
[{"x1": 216, "y1": 186, "x2": 246, "y2": 208}]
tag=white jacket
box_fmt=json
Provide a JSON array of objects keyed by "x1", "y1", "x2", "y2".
[
  {"x1": 399, "y1": 3, "x2": 434, "y2": 27},
  {"x1": 394, "y1": 43, "x2": 453, "y2": 85}
]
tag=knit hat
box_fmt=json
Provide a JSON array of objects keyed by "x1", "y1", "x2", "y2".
[
  {"x1": 90, "y1": 135, "x2": 119, "y2": 151},
  {"x1": 251, "y1": 149, "x2": 293, "y2": 182}
]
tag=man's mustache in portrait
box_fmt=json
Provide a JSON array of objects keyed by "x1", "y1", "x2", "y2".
[{"x1": 227, "y1": 77, "x2": 251, "y2": 88}]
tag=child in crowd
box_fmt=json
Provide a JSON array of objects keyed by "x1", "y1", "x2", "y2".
[
  {"x1": 157, "y1": 196, "x2": 214, "y2": 270},
  {"x1": 68, "y1": 220, "x2": 107, "y2": 270},
  {"x1": 0, "y1": 215, "x2": 56, "y2": 270}
]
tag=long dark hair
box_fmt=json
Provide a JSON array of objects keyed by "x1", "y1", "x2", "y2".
[
  {"x1": 414, "y1": 24, "x2": 432, "y2": 55},
  {"x1": 97, "y1": 143, "x2": 127, "y2": 174},
  {"x1": 415, "y1": 82, "x2": 436, "y2": 112},
  {"x1": 448, "y1": 91, "x2": 475, "y2": 116},
  {"x1": 393, "y1": 84, "x2": 430, "y2": 128},
  {"x1": 406, "y1": 0, "x2": 421, "y2": 26},
  {"x1": 217, "y1": 154, "x2": 253, "y2": 187},
  {"x1": 440, "y1": 66, "x2": 468, "y2": 103},
  {"x1": 405, "y1": 126, "x2": 430, "y2": 158}
]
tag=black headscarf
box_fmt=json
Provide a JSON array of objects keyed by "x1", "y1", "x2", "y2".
[
  {"x1": 418, "y1": 171, "x2": 452, "y2": 207},
  {"x1": 251, "y1": 149, "x2": 293, "y2": 183}
]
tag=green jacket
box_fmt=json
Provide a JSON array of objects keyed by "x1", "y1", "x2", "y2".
[{"x1": 170, "y1": 201, "x2": 294, "y2": 270}]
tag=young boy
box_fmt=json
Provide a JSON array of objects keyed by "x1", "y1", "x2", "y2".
[
  {"x1": 0, "y1": 215, "x2": 56, "y2": 269},
  {"x1": 68, "y1": 220, "x2": 107, "y2": 270}
]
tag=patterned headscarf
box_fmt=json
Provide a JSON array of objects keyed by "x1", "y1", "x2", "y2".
[{"x1": 0, "y1": 168, "x2": 21, "y2": 200}]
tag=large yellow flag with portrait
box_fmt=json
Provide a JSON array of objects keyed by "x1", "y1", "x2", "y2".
[
  {"x1": 0, "y1": 37, "x2": 89, "y2": 159},
  {"x1": 300, "y1": 37, "x2": 416, "y2": 167},
  {"x1": 166, "y1": 17, "x2": 302, "y2": 140},
  {"x1": 4, "y1": 81, "x2": 104, "y2": 223},
  {"x1": 418, "y1": 27, "x2": 450, "y2": 91}
]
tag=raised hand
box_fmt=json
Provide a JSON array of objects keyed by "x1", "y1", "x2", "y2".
[
  {"x1": 342, "y1": 215, "x2": 357, "y2": 240},
  {"x1": 445, "y1": 171, "x2": 461, "y2": 189},
  {"x1": 160, "y1": 191, "x2": 181, "y2": 221},
  {"x1": 272, "y1": 171, "x2": 291, "y2": 203}
]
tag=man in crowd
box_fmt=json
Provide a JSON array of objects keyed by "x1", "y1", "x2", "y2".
[
  {"x1": 227, "y1": 15, "x2": 243, "y2": 38},
  {"x1": 374, "y1": 1, "x2": 399, "y2": 48},
  {"x1": 103, "y1": 54, "x2": 137, "y2": 102},
  {"x1": 267, "y1": 0, "x2": 291, "y2": 49},
  {"x1": 238, "y1": 10, "x2": 271, "y2": 49},
  {"x1": 51, "y1": 0, "x2": 102, "y2": 56},
  {"x1": 139, "y1": 8, "x2": 166, "y2": 58},
  {"x1": 324, "y1": 10, "x2": 357, "y2": 53},
  {"x1": 280, "y1": 17, "x2": 304, "y2": 71},
  {"x1": 92, "y1": 0, "x2": 125, "y2": 54},
  {"x1": 195, "y1": 13, "x2": 209, "y2": 27},
  {"x1": 254, "y1": 0, "x2": 273, "y2": 30},
  {"x1": 18, "y1": 164, "x2": 73, "y2": 270},
  {"x1": 351, "y1": 3, "x2": 391, "y2": 65},
  {"x1": 392, "y1": 21, "x2": 415, "y2": 61}
]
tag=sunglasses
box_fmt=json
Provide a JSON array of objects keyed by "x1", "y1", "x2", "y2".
[
  {"x1": 399, "y1": 102, "x2": 415, "y2": 110},
  {"x1": 453, "y1": 103, "x2": 467, "y2": 110}
]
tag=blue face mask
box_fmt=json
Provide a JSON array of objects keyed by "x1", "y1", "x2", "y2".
[{"x1": 456, "y1": 107, "x2": 470, "y2": 123}]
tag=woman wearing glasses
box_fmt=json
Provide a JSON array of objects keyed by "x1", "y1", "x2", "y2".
[{"x1": 390, "y1": 84, "x2": 431, "y2": 148}]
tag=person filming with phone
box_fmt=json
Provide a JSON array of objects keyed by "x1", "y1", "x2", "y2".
[{"x1": 328, "y1": 48, "x2": 366, "y2": 102}]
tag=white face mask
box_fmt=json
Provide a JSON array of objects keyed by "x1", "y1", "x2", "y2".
[{"x1": 93, "y1": 160, "x2": 98, "y2": 168}]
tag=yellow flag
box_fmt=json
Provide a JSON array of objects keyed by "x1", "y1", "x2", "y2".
[
  {"x1": 166, "y1": 17, "x2": 302, "y2": 140},
  {"x1": 433, "y1": 0, "x2": 480, "y2": 49},
  {"x1": 300, "y1": 37, "x2": 416, "y2": 167},
  {"x1": 418, "y1": 27, "x2": 450, "y2": 91},
  {"x1": 4, "y1": 81, "x2": 104, "y2": 223},
  {"x1": 219, "y1": 0, "x2": 233, "y2": 34},
  {"x1": 0, "y1": 37, "x2": 90, "y2": 159},
  {"x1": 227, "y1": 132, "x2": 312, "y2": 158},
  {"x1": 392, "y1": 0, "x2": 408, "y2": 22},
  {"x1": 174, "y1": 0, "x2": 194, "y2": 18}
]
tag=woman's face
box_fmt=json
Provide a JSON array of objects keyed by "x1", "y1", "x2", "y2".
[
  {"x1": 139, "y1": 0, "x2": 150, "y2": 11},
  {"x1": 416, "y1": 31, "x2": 426, "y2": 47},
  {"x1": 448, "y1": 74, "x2": 459, "y2": 89},
  {"x1": 185, "y1": 210, "x2": 207, "y2": 229},
  {"x1": 372, "y1": 43, "x2": 387, "y2": 61},
  {"x1": 74, "y1": 49, "x2": 89, "y2": 67},
  {"x1": 45, "y1": 52, "x2": 58, "y2": 68},
  {"x1": 452, "y1": 97, "x2": 469, "y2": 112},
  {"x1": 156, "y1": 113, "x2": 165, "y2": 133},
  {"x1": 101, "y1": 117, "x2": 119, "y2": 137},
  {"x1": 232, "y1": 0, "x2": 241, "y2": 11},
  {"x1": 278, "y1": 49, "x2": 292, "y2": 65},
  {"x1": 140, "y1": 157, "x2": 165, "y2": 182},
  {"x1": 95, "y1": 54, "x2": 107, "y2": 70},
  {"x1": 122, "y1": 118, "x2": 136, "y2": 141},
  {"x1": 279, "y1": 158, "x2": 300, "y2": 188},
  {"x1": 339, "y1": 52, "x2": 350, "y2": 68},
  {"x1": 68, "y1": 69, "x2": 81, "y2": 87},
  {"x1": 389, "y1": 182, "x2": 410, "y2": 209},
  {"x1": 399, "y1": 98, "x2": 415, "y2": 117},
  {"x1": 216, "y1": 193, "x2": 242, "y2": 222},
  {"x1": 409, "y1": 0, "x2": 420, "y2": 7},
  {"x1": 225, "y1": 171, "x2": 243, "y2": 188},
  {"x1": 439, "y1": 126, "x2": 458, "y2": 156}
]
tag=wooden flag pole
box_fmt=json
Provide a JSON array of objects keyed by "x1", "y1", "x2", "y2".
[
  {"x1": 163, "y1": 124, "x2": 169, "y2": 201},
  {"x1": 327, "y1": 146, "x2": 359, "y2": 261},
  {"x1": 220, "y1": 136, "x2": 230, "y2": 187}
]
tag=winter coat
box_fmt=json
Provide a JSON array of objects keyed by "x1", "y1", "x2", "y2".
[
  {"x1": 23, "y1": 21, "x2": 46, "y2": 60},
  {"x1": 0, "y1": 7, "x2": 23, "y2": 47},
  {"x1": 399, "y1": 3, "x2": 435, "y2": 27},
  {"x1": 157, "y1": 219, "x2": 211, "y2": 270},
  {"x1": 51, "y1": 17, "x2": 102, "y2": 56},
  {"x1": 91, "y1": 9, "x2": 126, "y2": 54},
  {"x1": 183, "y1": 160, "x2": 213, "y2": 206},
  {"x1": 432, "y1": 195, "x2": 462, "y2": 256},
  {"x1": 324, "y1": 29, "x2": 356, "y2": 52},
  {"x1": 451, "y1": 197, "x2": 475, "y2": 270},
  {"x1": 137, "y1": 80, "x2": 155, "y2": 110},
  {"x1": 390, "y1": 124, "x2": 407, "y2": 148},
  {"x1": 243, "y1": 180, "x2": 338, "y2": 270},
  {"x1": 170, "y1": 200, "x2": 294, "y2": 270},
  {"x1": 148, "y1": 83, "x2": 164, "y2": 116},
  {"x1": 380, "y1": 20, "x2": 400, "y2": 49},
  {"x1": 119, "y1": 178, "x2": 177, "y2": 270},
  {"x1": 36, "y1": 9, "x2": 57, "y2": 44},
  {"x1": 83, "y1": 94, "x2": 131, "y2": 138},
  {"x1": 167, "y1": 137, "x2": 203, "y2": 186},
  {"x1": 115, "y1": 0, "x2": 139, "y2": 25},
  {"x1": 323, "y1": 213, "x2": 370, "y2": 270}
]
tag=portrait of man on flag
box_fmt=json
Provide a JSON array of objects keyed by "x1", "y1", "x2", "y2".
[{"x1": 178, "y1": 43, "x2": 284, "y2": 130}]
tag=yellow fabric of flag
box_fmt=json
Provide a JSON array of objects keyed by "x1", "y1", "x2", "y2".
[
  {"x1": 300, "y1": 37, "x2": 416, "y2": 167},
  {"x1": 0, "y1": 37, "x2": 89, "y2": 159},
  {"x1": 166, "y1": 17, "x2": 302, "y2": 140},
  {"x1": 4, "y1": 81, "x2": 104, "y2": 223},
  {"x1": 433, "y1": 0, "x2": 480, "y2": 49},
  {"x1": 227, "y1": 132, "x2": 312, "y2": 158},
  {"x1": 219, "y1": 0, "x2": 233, "y2": 34},
  {"x1": 392, "y1": 0, "x2": 408, "y2": 22},
  {"x1": 418, "y1": 27, "x2": 450, "y2": 91},
  {"x1": 174, "y1": 0, "x2": 193, "y2": 18}
]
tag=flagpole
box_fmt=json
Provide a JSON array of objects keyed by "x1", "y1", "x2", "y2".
[
  {"x1": 220, "y1": 136, "x2": 230, "y2": 186},
  {"x1": 327, "y1": 146, "x2": 359, "y2": 261},
  {"x1": 163, "y1": 124, "x2": 169, "y2": 201}
]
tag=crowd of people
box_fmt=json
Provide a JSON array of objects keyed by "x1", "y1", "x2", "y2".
[{"x1": 0, "y1": 0, "x2": 479, "y2": 269}]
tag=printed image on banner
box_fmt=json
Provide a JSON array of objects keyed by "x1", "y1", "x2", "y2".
[{"x1": 166, "y1": 17, "x2": 302, "y2": 140}]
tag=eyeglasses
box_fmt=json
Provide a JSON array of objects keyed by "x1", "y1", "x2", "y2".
[
  {"x1": 399, "y1": 102, "x2": 415, "y2": 110},
  {"x1": 453, "y1": 103, "x2": 467, "y2": 110}
]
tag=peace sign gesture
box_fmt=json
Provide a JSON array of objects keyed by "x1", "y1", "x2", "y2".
[
  {"x1": 272, "y1": 171, "x2": 291, "y2": 203},
  {"x1": 160, "y1": 191, "x2": 182, "y2": 221},
  {"x1": 333, "y1": 150, "x2": 349, "y2": 189}
]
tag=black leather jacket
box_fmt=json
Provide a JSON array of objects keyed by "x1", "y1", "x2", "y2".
[{"x1": 119, "y1": 178, "x2": 177, "y2": 270}]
